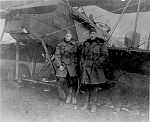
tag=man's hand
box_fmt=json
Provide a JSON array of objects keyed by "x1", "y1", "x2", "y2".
[
  {"x1": 59, "y1": 65, "x2": 64, "y2": 71},
  {"x1": 95, "y1": 57, "x2": 105, "y2": 66},
  {"x1": 99, "y1": 57, "x2": 105, "y2": 63}
]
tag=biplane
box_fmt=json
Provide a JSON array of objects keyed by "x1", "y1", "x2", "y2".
[{"x1": 0, "y1": 0, "x2": 149, "y2": 89}]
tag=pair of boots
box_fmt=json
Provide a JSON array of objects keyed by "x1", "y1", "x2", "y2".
[
  {"x1": 80, "y1": 101, "x2": 97, "y2": 113},
  {"x1": 66, "y1": 87, "x2": 77, "y2": 105},
  {"x1": 58, "y1": 77, "x2": 77, "y2": 104},
  {"x1": 80, "y1": 89, "x2": 98, "y2": 113}
]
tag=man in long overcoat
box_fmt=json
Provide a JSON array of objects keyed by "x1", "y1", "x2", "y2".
[
  {"x1": 80, "y1": 28, "x2": 108, "y2": 113},
  {"x1": 54, "y1": 30, "x2": 79, "y2": 104}
]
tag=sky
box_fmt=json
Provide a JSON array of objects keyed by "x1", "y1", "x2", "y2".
[{"x1": 0, "y1": 5, "x2": 150, "y2": 44}]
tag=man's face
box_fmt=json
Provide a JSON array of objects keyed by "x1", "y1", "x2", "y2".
[
  {"x1": 89, "y1": 32, "x2": 96, "y2": 40},
  {"x1": 65, "y1": 33, "x2": 72, "y2": 42}
]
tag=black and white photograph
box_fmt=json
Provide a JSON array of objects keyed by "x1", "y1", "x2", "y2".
[{"x1": 0, "y1": 0, "x2": 149, "y2": 122}]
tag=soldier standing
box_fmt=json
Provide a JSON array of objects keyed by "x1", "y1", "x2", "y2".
[
  {"x1": 80, "y1": 28, "x2": 108, "y2": 113},
  {"x1": 54, "y1": 30, "x2": 79, "y2": 105}
]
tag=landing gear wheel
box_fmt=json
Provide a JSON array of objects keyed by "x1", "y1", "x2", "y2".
[{"x1": 7, "y1": 63, "x2": 31, "y2": 88}]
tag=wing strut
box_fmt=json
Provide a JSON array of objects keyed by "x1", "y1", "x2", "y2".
[
  {"x1": 131, "y1": 0, "x2": 141, "y2": 47},
  {"x1": 0, "y1": 19, "x2": 5, "y2": 42},
  {"x1": 15, "y1": 40, "x2": 19, "y2": 80},
  {"x1": 26, "y1": 30, "x2": 57, "y2": 80},
  {"x1": 106, "y1": 0, "x2": 131, "y2": 44},
  {"x1": 147, "y1": 30, "x2": 150, "y2": 49}
]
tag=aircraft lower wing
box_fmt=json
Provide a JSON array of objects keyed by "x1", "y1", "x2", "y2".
[
  {"x1": 107, "y1": 47, "x2": 150, "y2": 75},
  {"x1": 66, "y1": 0, "x2": 150, "y2": 14}
]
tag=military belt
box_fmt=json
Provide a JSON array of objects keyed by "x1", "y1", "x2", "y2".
[
  {"x1": 61, "y1": 53, "x2": 76, "y2": 58},
  {"x1": 86, "y1": 56, "x2": 93, "y2": 60},
  {"x1": 86, "y1": 54, "x2": 100, "y2": 60}
]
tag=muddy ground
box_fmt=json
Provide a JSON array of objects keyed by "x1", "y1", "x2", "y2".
[{"x1": 0, "y1": 70, "x2": 149, "y2": 122}]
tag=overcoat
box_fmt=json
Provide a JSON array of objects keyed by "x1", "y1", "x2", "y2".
[
  {"x1": 81, "y1": 37, "x2": 108, "y2": 84},
  {"x1": 55, "y1": 38, "x2": 79, "y2": 77}
]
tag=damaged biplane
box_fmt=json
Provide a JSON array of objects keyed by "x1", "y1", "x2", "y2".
[{"x1": 0, "y1": 0, "x2": 149, "y2": 89}]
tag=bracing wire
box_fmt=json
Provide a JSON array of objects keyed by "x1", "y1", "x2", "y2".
[
  {"x1": 1, "y1": 1, "x2": 11, "y2": 10},
  {"x1": 107, "y1": 0, "x2": 132, "y2": 43},
  {"x1": 94, "y1": 0, "x2": 147, "y2": 19},
  {"x1": 116, "y1": 2, "x2": 150, "y2": 47},
  {"x1": 117, "y1": 4, "x2": 150, "y2": 40},
  {"x1": 42, "y1": 0, "x2": 150, "y2": 39}
]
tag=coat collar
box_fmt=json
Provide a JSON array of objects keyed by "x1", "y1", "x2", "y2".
[
  {"x1": 85, "y1": 37, "x2": 104, "y2": 48},
  {"x1": 63, "y1": 38, "x2": 76, "y2": 45}
]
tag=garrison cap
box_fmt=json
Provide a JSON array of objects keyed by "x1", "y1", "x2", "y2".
[
  {"x1": 65, "y1": 29, "x2": 72, "y2": 35},
  {"x1": 89, "y1": 28, "x2": 97, "y2": 33}
]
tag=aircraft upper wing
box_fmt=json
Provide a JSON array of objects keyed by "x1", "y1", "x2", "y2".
[
  {"x1": 1, "y1": 0, "x2": 59, "y2": 19},
  {"x1": 1, "y1": 0, "x2": 150, "y2": 15},
  {"x1": 7, "y1": 0, "x2": 58, "y2": 15},
  {"x1": 67, "y1": 0, "x2": 150, "y2": 14}
]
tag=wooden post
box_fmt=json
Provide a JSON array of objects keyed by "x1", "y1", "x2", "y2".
[
  {"x1": 32, "y1": 47, "x2": 38, "y2": 77},
  {"x1": 147, "y1": 30, "x2": 150, "y2": 50},
  {"x1": 0, "y1": 28, "x2": 4, "y2": 42},
  {"x1": 0, "y1": 19, "x2": 5, "y2": 42},
  {"x1": 132, "y1": 0, "x2": 141, "y2": 47},
  {"x1": 40, "y1": 40, "x2": 56, "y2": 79},
  {"x1": 15, "y1": 40, "x2": 19, "y2": 80}
]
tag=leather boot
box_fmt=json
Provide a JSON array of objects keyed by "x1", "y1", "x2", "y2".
[
  {"x1": 90, "y1": 87, "x2": 98, "y2": 113},
  {"x1": 72, "y1": 96, "x2": 77, "y2": 105},
  {"x1": 91, "y1": 104, "x2": 97, "y2": 113},
  {"x1": 66, "y1": 87, "x2": 72, "y2": 104},
  {"x1": 71, "y1": 89, "x2": 77, "y2": 105},
  {"x1": 80, "y1": 91, "x2": 89, "y2": 110},
  {"x1": 80, "y1": 103, "x2": 89, "y2": 111},
  {"x1": 58, "y1": 86, "x2": 66, "y2": 101},
  {"x1": 58, "y1": 77, "x2": 67, "y2": 100},
  {"x1": 66, "y1": 94, "x2": 72, "y2": 104}
]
